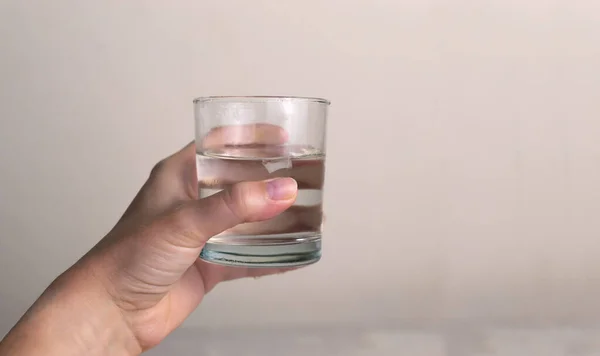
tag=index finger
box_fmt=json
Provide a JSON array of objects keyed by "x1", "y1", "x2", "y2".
[{"x1": 201, "y1": 124, "x2": 289, "y2": 149}]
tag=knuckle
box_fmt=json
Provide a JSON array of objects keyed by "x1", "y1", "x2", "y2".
[{"x1": 150, "y1": 158, "x2": 168, "y2": 177}]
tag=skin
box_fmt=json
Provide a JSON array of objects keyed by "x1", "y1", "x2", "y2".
[{"x1": 0, "y1": 124, "x2": 321, "y2": 355}]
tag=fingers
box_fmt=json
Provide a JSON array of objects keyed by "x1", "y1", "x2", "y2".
[
  {"x1": 126, "y1": 122, "x2": 312, "y2": 223},
  {"x1": 159, "y1": 178, "x2": 298, "y2": 250},
  {"x1": 130, "y1": 123, "x2": 292, "y2": 212},
  {"x1": 225, "y1": 205, "x2": 322, "y2": 236},
  {"x1": 153, "y1": 123, "x2": 289, "y2": 185},
  {"x1": 197, "y1": 156, "x2": 324, "y2": 190},
  {"x1": 201, "y1": 124, "x2": 288, "y2": 149}
]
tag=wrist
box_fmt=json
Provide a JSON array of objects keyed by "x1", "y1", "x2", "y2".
[{"x1": 0, "y1": 266, "x2": 141, "y2": 356}]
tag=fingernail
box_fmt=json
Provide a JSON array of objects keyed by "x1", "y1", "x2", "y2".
[{"x1": 266, "y1": 178, "x2": 297, "y2": 201}]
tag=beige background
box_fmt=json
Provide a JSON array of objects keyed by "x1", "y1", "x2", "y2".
[{"x1": 1, "y1": 0, "x2": 600, "y2": 346}]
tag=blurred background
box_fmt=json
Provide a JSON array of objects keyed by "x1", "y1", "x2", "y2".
[{"x1": 1, "y1": 1, "x2": 600, "y2": 354}]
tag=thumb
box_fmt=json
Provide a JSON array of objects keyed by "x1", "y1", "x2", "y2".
[
  {"x1": 159, "y1": 177, "x2": 298, "y2": 250},
  {"x1": 94, "y1": 178, "x2": 297, "y2": 309}
]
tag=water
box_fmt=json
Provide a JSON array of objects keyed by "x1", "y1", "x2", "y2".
[{"x1": 196, "y1": 144, "x2": 325, "y2": 267}]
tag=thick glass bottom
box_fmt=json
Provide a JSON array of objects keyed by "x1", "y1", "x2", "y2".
[{"x1": 199, "y1": 233, "x2": 321, "y2": 268}]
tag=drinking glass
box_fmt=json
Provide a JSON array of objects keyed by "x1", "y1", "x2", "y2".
[{"x1": 194, "y1": 96, "x2": 329, "y2": 267}]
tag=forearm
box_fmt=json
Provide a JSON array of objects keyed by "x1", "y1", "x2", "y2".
[{"x1": 0, "y1": 268, "x2": 141, "y2": 356}]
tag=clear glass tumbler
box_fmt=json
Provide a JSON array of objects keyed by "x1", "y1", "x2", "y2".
[{"x1": 194, "y1": 96, "x2": 329, "y2": 267}]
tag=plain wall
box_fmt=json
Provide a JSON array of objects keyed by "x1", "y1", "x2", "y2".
[{"x1": 1, "y1": 0, "x2": 600, "y2": 336}]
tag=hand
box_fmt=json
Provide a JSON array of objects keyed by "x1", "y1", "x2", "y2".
[{"x1": 0, "y1": 124, "x2": 322, "y2": 355}]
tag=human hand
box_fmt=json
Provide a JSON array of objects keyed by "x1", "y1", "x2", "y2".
[{"x1": 0, "y1": 124, "x2": 322, "y2": 355}]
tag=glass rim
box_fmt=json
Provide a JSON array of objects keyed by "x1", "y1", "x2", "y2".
[{"x1": 193, "y1": 95, "x2": 331, "y2": 105}]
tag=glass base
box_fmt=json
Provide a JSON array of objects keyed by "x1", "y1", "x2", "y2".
[{"x1": 199, "y1": 233, "x2": 321, "y2": 268}]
